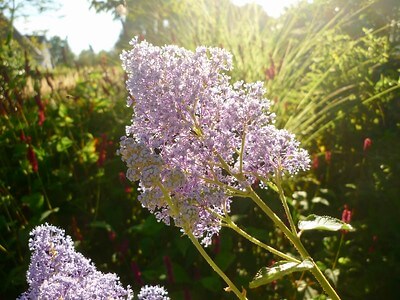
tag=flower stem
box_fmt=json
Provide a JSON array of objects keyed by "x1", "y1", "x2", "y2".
[
  {"x1": 185, "y1": 229, "x2": 246, "y2": 300},
  {"x1": 332, "y1": 233, "x2": 345, "y2": 270},
  {"x1": 275, "y1": 170, "x2": 297, "y2": 235},
  {"x1": 224, "y1": 217, "x2": 300, "y2": 263},
  {"x1": 157, "y1": 181, "x2": 245, "y2": 299},
  {"x1": 247, "y1": 187, "x2": 340, "y2": 300}
]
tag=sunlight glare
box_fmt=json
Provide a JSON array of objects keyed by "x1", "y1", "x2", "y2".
[{"x1": 231, "y1": 0, "x2": 301, "y2": 18}]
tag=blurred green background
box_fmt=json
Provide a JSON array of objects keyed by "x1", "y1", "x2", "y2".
[{"x1": 1, "y1": 0, "x2": 399, "y2": 299}]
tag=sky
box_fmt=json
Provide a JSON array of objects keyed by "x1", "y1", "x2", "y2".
[{"x1": 13, "y1": 0, "x2": 300, "y2": 55}]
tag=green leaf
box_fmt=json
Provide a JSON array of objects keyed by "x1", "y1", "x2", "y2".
[
  {"x1": 249, "y1": 259, "x2": 314, "y2": 289},
  {"x1": 298, "y1": 214, "x2": 355, "y2": 232},
  {"x1": 325, "y1": 268, "x2": 340, "y2": 286},
  {"x1": 77, "y1": 135, "x2": 98, "y2": 163},
  {"x1": 58, "y1": 103, "x2": 68, "y2": 118},
  {"x1": 40, "y1": 207, "x2": 59, "y2": 221},
  {"x1": 89, "y1": 221, "x2": 112, "y2": 231},
  {"x1": 56, "y1": 137, "x2": 73, "y2": 152},
  {"x1": 21, "y1": 193, "x2": 44, "y2": 211},
  {"x1": 311, "y1": 197, "x2": 330, "y2": 206},
  {"x1": 200, "y1": 275, "x2": 222, "y2": 292}
]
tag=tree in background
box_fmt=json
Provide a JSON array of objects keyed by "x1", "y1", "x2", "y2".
[{"x1": 48, "y1": 36, "x2": 75, "y2": 67}]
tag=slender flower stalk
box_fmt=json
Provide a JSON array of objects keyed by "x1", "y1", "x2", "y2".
[
  {"x1": 185, "y1": 228, "x2": 246, "y2": 300},
  {"x1": 247, "y1": 184, "x2": 340, "y2": 300},
  {"x1": 275, "y1": 169, "x2": 297, "y2": 235},
  {"x1": 119, "y1": 37, "x2": 340, "y2": 299},
  {"x1": 223, "y1": 217, "x2": 301, "y2": 263}
]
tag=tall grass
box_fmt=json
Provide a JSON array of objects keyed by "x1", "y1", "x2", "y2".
[{"x1": 129, "y1": 0, "x2": 399, "y2": 146}]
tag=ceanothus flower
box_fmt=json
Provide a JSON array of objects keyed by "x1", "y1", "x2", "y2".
[
  {"x1": 137, "y1": 285, "x2": 170, "y2": 300},
  {"x1": 119, "y1": 37, "x2": 310, "y2": 246},
  {"x1": 18, "y1": 223, "x2": 133, "y2": 300}
]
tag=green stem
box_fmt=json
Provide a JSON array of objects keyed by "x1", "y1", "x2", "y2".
[
  {"x1": 157, "y1": 181, "x2": 245, "y2": 299},
  {"x1": 36, "y1": 172, "x2": 52, "y2": 210},
  {"x1": 247, "y1": 187, "x2": 293, "y2": 240},
  {"x1": 186, "y1": 229, "x2": 246, "y2": 300},
  {"x1": 247, "y1": 187, "x2": 340, "y2": 300},
  {"x1": 332, "y1": 233, "x2": 345, "y2": 270},
  {"x1": 224, "y1": 217, "x2": 300, "y2": 263},
  {"x1": 275, "y1": 170, "x2": 297, "y2": 235}
]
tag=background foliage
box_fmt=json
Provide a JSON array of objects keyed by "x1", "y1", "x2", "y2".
[{"x1": 1, "y1": 0, "x2": 399, "y2": 299}]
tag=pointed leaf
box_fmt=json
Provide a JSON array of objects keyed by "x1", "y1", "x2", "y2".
[
  {"x1": 249, "y1": 259, "x2": 314, "y2": 289},
  {"x1": 298, "y1": 214, "x2": 355, "y2": 232},
  {"x1": 39, "y1": 207, "x2": 59, "y2": 221}
]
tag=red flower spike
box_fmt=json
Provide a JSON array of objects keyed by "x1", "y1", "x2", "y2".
[
  {"x1": 341, "y1": 205, "x2": 352, "y2": 224},
  {"x1": 20, "y1": 131, "x2": 27, "y2": 142},
  {"x1": 96, "y1": 134, "x2": 108, "y2": 167},
  {"x1": 38, "y1": 108, "x2": 46, "y2": 126},
  {"x1": 163, "y1": 255, "x2": 175, "y2": 284},
  {"x1": 130, "y1": 261, "x2": 144, "y2": 286},
  {"x1": 341, "y1": 205, "x2": 352, "y2": 234},
  {"x1": 119, "y1": 172, "x2": 126, "y2": 183},
  {"x1": 117, "y1": 239, "x2": 129, "y2": 259},
  {"x1": 363, "y1": 138, "x2": 372, "y2": 152},
  {"x1": 124, "y1": 186, "x2": 133, "y2": 194},
  {"x1": 108, "y1": 230, "x2": 116, "y2": 241},
  {"x1": 312, "y1": 154, "x2": 319, "y2": 169},
  {"x1": 325, "y1": 151, "x2": 332, "y2": 164},
  {"x1": 27, "y1": 145, "x2": 38, "y2": 172}
]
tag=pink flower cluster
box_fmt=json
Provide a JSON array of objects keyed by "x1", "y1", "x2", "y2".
[
  {"x1": 119, "y1": 38, "x2": 310, "y2": 245},
  {"x1": 19, "y1": 224, "x2": 170, "y2": 300},
  {"x1": 18, "y1": 224, "x2": 133, "y2": 300}
]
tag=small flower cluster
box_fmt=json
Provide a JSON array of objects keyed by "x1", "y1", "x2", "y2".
[
  {"x1": 119, "y1": 38, "x2": 310, "y2": 245},
  {"x1": 138, "y1": 285, "x2": 169, "y2": 300},
  {"x1": 18, "y1": 223, "x2": 133, "y2": 299},
  {"x1": 19, "y1": 224, "x2": 169, "y2": 300}
]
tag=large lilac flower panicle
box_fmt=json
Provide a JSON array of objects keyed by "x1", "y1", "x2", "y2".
[
  {"x1": 138, "y1": 285, "x2": 170, "y2": 300},
  {"x1": 18, "y1": 224, "x2": 133, "y2": 300},
  {"x1": 119, "y1": 37, "x2": 310, "y2": 246}
]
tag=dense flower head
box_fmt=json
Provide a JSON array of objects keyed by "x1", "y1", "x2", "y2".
[
  {"x1": 138, "y1": 285, "x2": 170, "y2": 300},
  {"x1": 18, "y1": 223, "x2": 133, "y2": 300},
  {"x1": 119, "y1": 38, "x2": 310, "y2": 245}
]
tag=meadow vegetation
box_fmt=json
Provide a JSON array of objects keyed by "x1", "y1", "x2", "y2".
[{"x1": 1, "y1": 0, "x2": 399, "y2": 299}]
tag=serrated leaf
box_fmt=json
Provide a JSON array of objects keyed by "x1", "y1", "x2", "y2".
[
  {"x1": 249, "y1": 259, "x2": 314, "y2": 289},
  {"x1": 298, "y1": 214, "x2": 355, "y2": 232}
]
